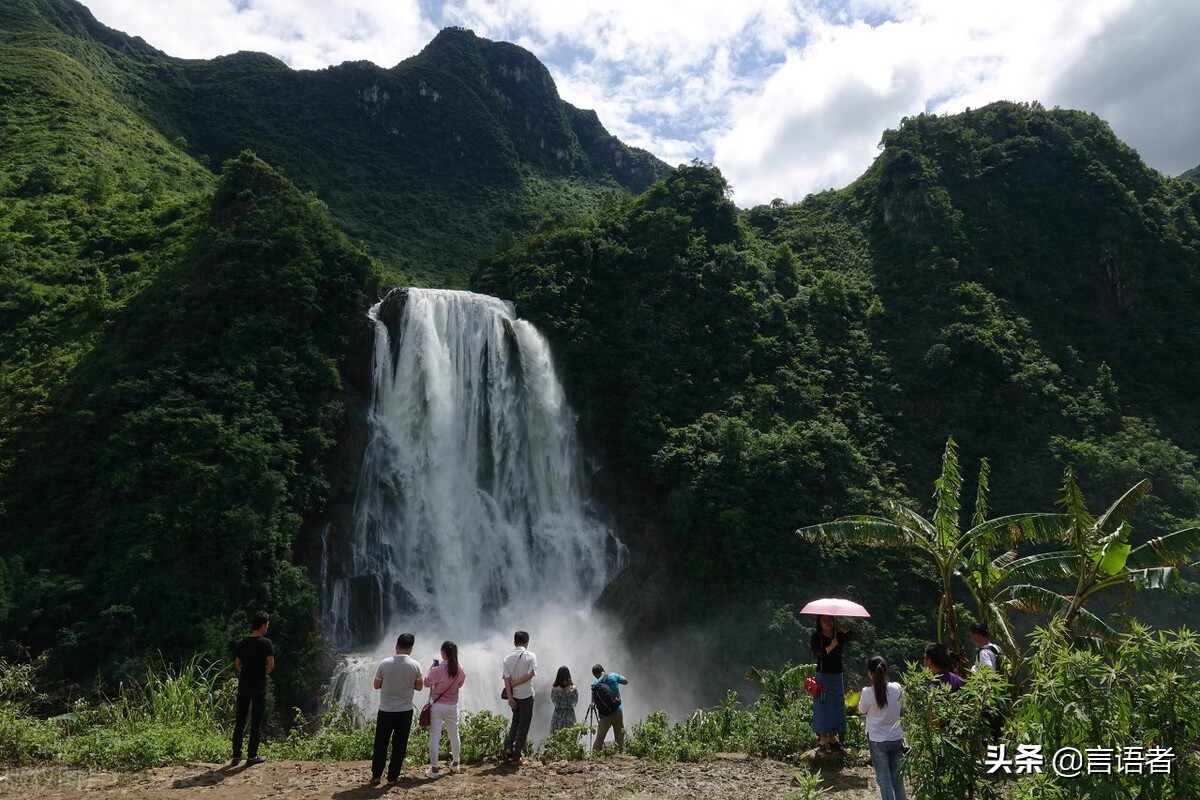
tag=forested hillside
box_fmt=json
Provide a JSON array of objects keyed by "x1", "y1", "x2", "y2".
[
  {"x1": 3, "y1": 0, "x2": 1200, "y2": 714},
  {"x1": 0, "y1": 152, "x2": 379, "y2": 704},
  {"x1": 0, "y1": 0, "x2": 667, "y2": 706},
  {"x1": 474, "y1": 102, "x2": 1200, "y2": 668},
  {"x1": 1, "y1": 0, "x2": 668, "y2": 287}
]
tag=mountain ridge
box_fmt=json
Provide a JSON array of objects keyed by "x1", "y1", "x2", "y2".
[
  {"x1": 4, "y1": 0, "x2": 670, "y2": 286},
  {"x1": 5, "y1": 0, "x2": 1200, "y2": 713}
]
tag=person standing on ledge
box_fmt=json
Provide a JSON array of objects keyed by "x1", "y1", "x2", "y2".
[
  {"x1": 502, "y1": 630, "x2": 538, "y2": 766},
  {"x1": 810, "y1": 614, "x2": 855, "y2": 754},
  {"x1": 590, "y1": 664, "x2": 629, "y2": 752},
  {"x1": 232, "y1": 610, "x2": 274, "y2": 767},
  {"x1": 371, "y1": 632, "x2": 424, "y2": 786}
]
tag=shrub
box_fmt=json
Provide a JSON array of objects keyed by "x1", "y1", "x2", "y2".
[
  {"x1": 540, "y1": 722, "x2": 588, "y2": 761},
  {"x1": 459, "y1": 710, "x2": 510, "y2": 762},
  {"x1": 1006, "y1": 621, "x2": 1200, "y2": 798},
  {"x1": 901, "y1": 664, "x2": 1005, "y2": 800},
  {"x1": 271, "y1": 705, "x2": 375, "y2": 762}
]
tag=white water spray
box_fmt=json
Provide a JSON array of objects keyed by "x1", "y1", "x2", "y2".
[{"x1": 322, "y1": 289, "x2": 628, "y2": 728}]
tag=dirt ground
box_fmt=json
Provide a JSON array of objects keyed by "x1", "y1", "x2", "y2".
[{"x1": 0, "y1": 753, "x2": 882, "y2": 799}]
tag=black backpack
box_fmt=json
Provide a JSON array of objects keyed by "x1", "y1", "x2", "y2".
[{"x1": 592, "y1": 679, "x2": 621, "y2": 716}]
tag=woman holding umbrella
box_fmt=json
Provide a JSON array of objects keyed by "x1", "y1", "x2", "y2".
[{"x1": 805, "y1": 599, "x2": 863, "y2": 754}]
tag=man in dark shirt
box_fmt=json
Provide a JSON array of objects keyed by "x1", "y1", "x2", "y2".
[{"x1": 232, "y1": 610, "x2": 275, "y2": 766}]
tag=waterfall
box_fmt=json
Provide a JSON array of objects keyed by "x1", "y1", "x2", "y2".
[{"x1": 322, "y1": 288, "x2": 627, "y2": 721}]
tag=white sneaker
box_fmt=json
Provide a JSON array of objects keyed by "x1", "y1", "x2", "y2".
[
  {"x1": 450, "y1": 763, "x2": 460, "y2": 774},
  {"x1": 425, "y1": 768, "x2": 440, "y2": 780}
]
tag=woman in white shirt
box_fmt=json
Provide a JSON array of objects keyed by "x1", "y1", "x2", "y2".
[{"x1": 856, "y1": 655, "x2": 906, "y2": 800}]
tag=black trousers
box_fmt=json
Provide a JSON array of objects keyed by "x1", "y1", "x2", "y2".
[
  {"x1": 372, "y1": 708, "x2": 414, "y2": 781},
  {"x1": 505, "y1": 696, "x2": 535, "y2": 759},
  {"x1": 232, "y1": 683, "x2": 267, "y2": 759}
]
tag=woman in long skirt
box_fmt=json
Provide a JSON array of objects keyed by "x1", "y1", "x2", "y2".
[{"x1": 810, "y1": 615, "x2": 855, "y2": 753}]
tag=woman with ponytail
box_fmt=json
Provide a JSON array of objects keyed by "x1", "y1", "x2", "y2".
[
  {"x1": 856, "y1": 655, "x2": 906, "y2": 800},
  {"x1": 424, "y1": 641, "x2": 467, "y2": 779}
]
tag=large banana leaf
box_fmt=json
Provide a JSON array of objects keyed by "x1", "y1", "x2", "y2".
[
  {"x1": 1096, "y1": 541, "x2": 1132, "y2": 576},
  {"x1": 887, "y1": 503, "x2": 939, "y2": 539},
  {"x1": 1125, "y1": 566, "x2": 1179, "y2": 591},
  {"x1": 961, "y1": 512, "x2": 1068, "y2": 555},
  {"x1": 1006, "y1": 550, "x2": 1080, "y2": 582},
  {"x1": 1126, "y1": 526, "x2": 1200, "y2": 569},
  {"x1": 932, "y1": 437, "x2": 962, "y2": 549},
  {"x1": 796, "y1": 517, "x2": 929, "y2": 546},
  {"x1": 1006, "y1": 583, "x2": 1116, "y2": 639},
  {"x1": 1093, "y1": 479, "x2": 1151, "y2": 538},
  {"x1": 1007, "y1": 583, "x2": 1073, "y2": 616}
]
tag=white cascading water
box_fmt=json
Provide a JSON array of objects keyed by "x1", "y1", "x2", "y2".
[{"x1": 323, "y1": 288, "x2": 628, "y2": 728}]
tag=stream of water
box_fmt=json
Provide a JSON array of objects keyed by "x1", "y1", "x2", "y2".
[{"x1": 321, "y1": 288, "x2": 628, "y2": 729}]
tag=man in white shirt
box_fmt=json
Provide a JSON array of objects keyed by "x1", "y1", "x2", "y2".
[
  {"x1": 969, "y1": 623, "x2": 1000, "y2": 671},
  {"x1": 371, "y1": 632, "x2": 424, "y2": 785},
  {"x1": 502, "y1": 630, "x2": 537, "y2": 765},
  {"x1": 969, "y1": 622, "x2": 1005, "y2": 741}
]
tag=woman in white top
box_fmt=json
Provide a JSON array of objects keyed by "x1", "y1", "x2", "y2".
[{"x1": 856, "y1": 655, "x2": 906, "y2": 800}]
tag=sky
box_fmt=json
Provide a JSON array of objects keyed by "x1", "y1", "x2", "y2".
[{"x1": 80, "y1": 0, "x2": 1200, "y2": 207}]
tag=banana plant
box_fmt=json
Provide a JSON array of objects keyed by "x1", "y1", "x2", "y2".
[
  {"x1": 1006, "y1": 472, "x2": 1200, "y2": 641},
  {"x1": 797, "y1": 437, "x2": 1065, "y2": 671}
]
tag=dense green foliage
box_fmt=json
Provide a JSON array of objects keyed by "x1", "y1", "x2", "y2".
[
  {"x1": 473, "y1": 163, "x2": 914, "y2": 661},
  {"x1": 0, "y1": 0, "x2": 670, "y2": 706},
  {"x1": 799, "y1": 436, "x2": 1066, "y2": 667},
  {"x1": 0, "y1": 654, "x2": 510, "y2": 770},
  {"x1": 475, "y1": 103, "x2": 1200, "y2": 668},
  {"x1": 5, "y1": 0, "x2": 1200, "y2": 756},
  {"x1": 0, "y1": 152, "x2": 379, "y2": 706},
  {"x1": 2, "y1": 0, "x2": 669, "y2": 287},
  {"x1": 899, "y1": 621, "x2": 1200, "y2": 799}
]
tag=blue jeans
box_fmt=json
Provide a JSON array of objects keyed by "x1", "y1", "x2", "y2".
[{"x1": 867, "y1": 738, "x2": 906, "y2": 800}]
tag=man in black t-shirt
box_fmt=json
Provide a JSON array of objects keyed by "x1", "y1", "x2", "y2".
[{"x1": 232, "y1": 610, "x2": 275, "y2": 766}]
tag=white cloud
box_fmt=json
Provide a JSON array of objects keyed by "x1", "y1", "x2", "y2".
[
  {"x1": 83, "y1": 0, "x2": 437, "y2": 68},
  {"x1": 1047, "y1": 0, "x2": 1200, "y2": 177},
  {"x1": 712, "y1": 1, "x2": 1135, "y2": 205}
]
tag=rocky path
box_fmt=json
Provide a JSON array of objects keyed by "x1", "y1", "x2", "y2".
[{"x1": 0, "y1": 754, "x2": 881, "y2": 799}]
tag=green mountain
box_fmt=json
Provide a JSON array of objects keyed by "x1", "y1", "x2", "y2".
[
  {"x1": 0, "y1": 0, "x2": 666, "y2": 702},
  {"x1": 4, "y1": 0, "x2": 1200, "y2": 707},
  {"x1": 475, "y1": 102, "x2": 1200, "y2": 670},
  {"x1": 1182, "y1": 164, "x2": 1200, "y2": 185},
  {"x1": 3, "y1": 0, "x2": 668, "y2": 286}
]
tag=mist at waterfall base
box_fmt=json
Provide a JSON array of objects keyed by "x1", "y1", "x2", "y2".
[{"x1": 321, "y1": 288, "x2": 678, "y2": 736}]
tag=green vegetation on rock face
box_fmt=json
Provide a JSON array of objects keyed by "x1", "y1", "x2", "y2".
[
  {"x1": 0, "y1": 153, "x2": 379, "y2": 707},
  {"x1": 3, "y1": 0, "x2": 669, "y2": 288},
  {"x1": 5, "y1": 0, "x2": 669, "y2": 287},
  {"x1": 0, "y1": 0, "x2": 664, "y2": 705},
  {"x1": 476, "y1": 103, "x2": 1200, "y2": 666},
  {"x1": 0, "y1": 37, "x2": 213, "y2": 450},
  {"x1": 3, "y1": 0, "x2": 1200, "y2": 734},
  {"x1": 156, "y1": 25, "x2": 668, "y2": 286}
]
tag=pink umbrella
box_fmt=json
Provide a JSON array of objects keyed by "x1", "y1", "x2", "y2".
[{"x1": 799, "y1": 597, "x2": 871, "y2": 617}]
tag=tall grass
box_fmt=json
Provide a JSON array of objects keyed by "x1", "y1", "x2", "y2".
[
  {"x1": 60, "y1": 654, "x2": 235, "y2": 769},
  {"x1": 115, "y1": 653, "x2": 235, "y2": 728}
]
